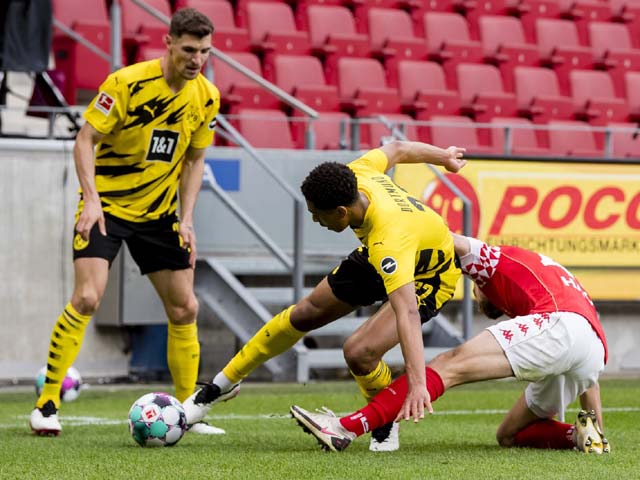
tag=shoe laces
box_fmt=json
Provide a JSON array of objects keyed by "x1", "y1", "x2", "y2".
[
  {"x1": 315, "y1": 406, "x2": 338, "y2": 418},
  {"x1": 194, "y1": 382, "x2": 221, "y2": 404}
]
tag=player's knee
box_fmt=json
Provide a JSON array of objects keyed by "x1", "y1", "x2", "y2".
[
  {"x1": 166, "y1": 294, "x2": 198, "y2": 324},
  {"x1": 343, "y1": 336, "x2": 377, "y2": 374},
  {"x1": 71, "y1": 288, "x2": 102, "y2": 315}
]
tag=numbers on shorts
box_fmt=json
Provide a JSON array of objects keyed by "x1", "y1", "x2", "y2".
[{"x1": 146, "y1": 129, "x2": 179, "y2": 162}]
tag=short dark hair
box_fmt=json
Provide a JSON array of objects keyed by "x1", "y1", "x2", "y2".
[
  {"x1": 170, "y1": 8, "x2": 214, "y2": 38},
  {"x1": 300, "y1": 162, "x2": 358, "y2": 210}
]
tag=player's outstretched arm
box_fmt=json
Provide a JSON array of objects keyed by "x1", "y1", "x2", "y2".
[{"x1": 379, "y1": 140, "x2": 466, "y2": 173}]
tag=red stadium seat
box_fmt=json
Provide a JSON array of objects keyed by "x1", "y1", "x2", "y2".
[
  {"x1": 452, "y1": 0, "x2": 509, "y2": 39},
  {"x1": 479, "y1": 15, "x2": 540, "y2": 91},
  {"x1": 120, "y1": 0, "x2": 172, "y2": 62},
  {"x1": 555, "y1": 0, "x2": 612, "y2": 44},
  {"x1": 306, "y1": 112, "x2": 353, "y2": 149},
  {"x1": 569, "y1": 70, "x2": 629, "y2": 125},
  {"x1": 588, "y1": 22, "x2": 640, "y2": 97},
  {"x1": 367, "y1": 8, "x2": 428, "y2": 86},
  {"x1": 272, "y1": 54, "x2": 343, "y2": 146},
  {"x1": 306, "y1": 5, "x2": 370, "y2": 84},
  {"x1": 429, "y1": 115, "x2": 499, "y2": 154},
  {"x1": 51, "y1": 0, "x2": 111, "y2": 103},
  {"x1": 236, "y1": 108, "x2": 295, "y2": 148},
  {"x1": 609, "y1": 0, "x2": 640, "y2": 46},
  {"x1": 536, "y1": 18, "x2": 594, "y2": 95},
  {"x1": 625, "y1": 71, "x2": 640, "y2": 120},
  {"x1": 235, "y1": 0, "x2": 286, "y2": 27},
  {"x1": 273, "y1": 54, "x2": 339, "y2": 111},
  {"x1": 507, "y1": 0, "x2": 561, "y2": 42},
  {"x1": 606, "y1": 122, "x2": 640, "y2": 158},
  {"x1": 457, "y1": 63, "x2": 518, "y2": 123},
  {"x1": 514, "y1": 66, "x2": 574, "y2": 123},
  {"x1": 397, "y1": 0, "x2": 457, "y2": 34},
  {"x1": 423, "y1": 12, "x2": 484, "y2": 89},
  {"x1": 397, "y1": 60, "x2": 461, "y2": 120},
  {"x1": 291, "y1": 0, "x2": 345, "y2": 30},
  {"x1": 347, "y1": 0, "x2": 402, "y2": 33},
  {"x1": 246, "y1": 2, "x2": 310, "y2": 80},
  {"x1": 177, "y1": 0, "x2": 250, "y2": 52},
  {"x1": 490, "y1": 117, "x2": 551, "y2": 155},
  {"x1": 213, "y1": 52, "x2": 278, "y2": 113},
  {"x1": 547, "y1": 120, "x2": 603, "y2": 157},
  {"x1": 337, "y1": 57, "x2": 401, "y2": 116}
]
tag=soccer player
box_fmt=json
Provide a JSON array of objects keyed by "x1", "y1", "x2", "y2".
[
  {"x1": 29, "y1": 8, "x2": 222, "y2": 436},
  {"x1": 183, "y1": 141, "x2": 467, "y2": 451},
  {"x1": 291, "y1": 234, "x2": 610, "y2": 454}
]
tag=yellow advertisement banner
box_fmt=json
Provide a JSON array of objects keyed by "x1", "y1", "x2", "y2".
[{"x1": 394, "y1": 160, "x2": 640, "y2": 299}]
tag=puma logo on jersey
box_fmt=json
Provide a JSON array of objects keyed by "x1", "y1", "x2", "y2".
[{"x1": 381, "y1": 257, "x2": 397, "y2": 274}]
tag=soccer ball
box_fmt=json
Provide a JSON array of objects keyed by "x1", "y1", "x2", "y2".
[
  {"x1": 35, "y1": 366, "x2": 83, "y2": 402},
  {"x1": 128, "y1": 392, "x2": 187, "y2": 447}
]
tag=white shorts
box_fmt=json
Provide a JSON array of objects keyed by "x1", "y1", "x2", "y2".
[{"x1": 487, "y1": 311, "x2": 605, "y2": 421}]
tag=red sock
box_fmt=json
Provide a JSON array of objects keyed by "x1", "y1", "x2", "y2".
[
  {"x1": 340, "y1": 366, "x2": 445, "y2": 437},
  {"x1": 512, "y1": 419, "x2": 575, "y2": 449}
]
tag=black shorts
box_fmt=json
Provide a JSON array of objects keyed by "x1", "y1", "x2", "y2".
[
  {"x1": 327, "y1": 247, "x2": 441, "y2": 323},
  {"x1": 72, "y1": 213, "x2": 190, "y2": 275}
]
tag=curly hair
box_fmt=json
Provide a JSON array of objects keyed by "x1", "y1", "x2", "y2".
[
  {"x1": 300, "y1": 162, "x2": 358, "y2": 210},
  {"x1": 170, "y1": 8, "x2": 214, "y2": 38}
]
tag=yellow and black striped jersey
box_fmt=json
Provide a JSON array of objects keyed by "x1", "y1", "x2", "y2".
[
  {"x1": 82, "y1": 59, "x2": 220, "y2": 222},
  {"x1": 349, "y1": 149, "x2": 460, "y2": 310}
]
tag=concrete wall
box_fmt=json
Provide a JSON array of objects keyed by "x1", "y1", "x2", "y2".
[{"x1": 1, "y1": 139, "x2": 638, "y2": 382}]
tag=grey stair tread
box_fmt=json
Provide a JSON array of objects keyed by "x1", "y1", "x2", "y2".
[
  {"x1": 199, "y1": 254, "x2": 339, "y2": 275},
  {"x1": 247, "y1": 286, "x2": 314, "y2": 304},
  {"x1": 298, "y1": 346, "x2": 448, "y2": 368}
]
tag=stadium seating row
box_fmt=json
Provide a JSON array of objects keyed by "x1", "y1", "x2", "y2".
[{"x1": 48, "y1": 0, "x2": 640, "y2": 157}]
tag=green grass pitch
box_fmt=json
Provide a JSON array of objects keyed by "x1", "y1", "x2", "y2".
[{"x1": 1, "y1": 378, "x2": 638, "y2": 480}]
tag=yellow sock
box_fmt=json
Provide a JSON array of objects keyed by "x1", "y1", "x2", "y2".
[
  {"x1": 352, "y1": 360, "x2": 392, "y2": 401},
  {"x1": 167, "y1": 322, "x2": 200, "y2": 403},
  {"x1": 223, "y1": 305, "x2": 304, "y2": 384},
  {"x1": 36, "y1": 303, "x2": 91, "y2": 409}
]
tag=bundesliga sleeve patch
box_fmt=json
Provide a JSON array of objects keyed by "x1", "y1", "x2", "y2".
[
  {"x1": 95, "y1": 92, "x2": 115, "y2": 115},
  {"x1": 380, "y1": 256, "x2": 398, "y2": 275}
]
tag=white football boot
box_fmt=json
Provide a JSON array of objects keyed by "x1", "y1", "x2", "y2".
[
  {"x1": 183, "y1": 382, "x2": 241, "y2": 431},
  {"x1": 369, "y1": 421, "x2": 400, "y2": 452},
  {"x1": 290, "y1": 405, "x2": 356, "y2": 452},
  {"x1": 29, "y1": 400, "x2": 61, "y2": 436}
]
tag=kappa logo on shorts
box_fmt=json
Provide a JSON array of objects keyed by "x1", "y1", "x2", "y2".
[
  {"x1": 95, "y1": 92, "x2": 115, "y2": 116},
  {"x1": 380, "y1": 256, "x2": 398, "y2": 275},
  {"x1": 73, "y1": 233, "x2": 89, "y2": 251}
]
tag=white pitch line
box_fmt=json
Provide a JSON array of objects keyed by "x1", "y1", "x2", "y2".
[{"x1": 2, "y1": 406, "x2": 639, "y2": 429}]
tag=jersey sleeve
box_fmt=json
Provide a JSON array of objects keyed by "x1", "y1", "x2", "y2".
[
  {"x1": 368, "y1": 234, "x2": 416, "y2": 295},
  {"x1": 190, "y1": 84, "x2": 220, "y2": 149},
  {"x1": 347, "y1": 148, "x2": 389, "y2": 175},
  {"x1": 83, "y1": 73, "x2": 128, "y2": 135}
]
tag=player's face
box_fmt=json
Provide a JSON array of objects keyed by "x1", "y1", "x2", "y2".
[
  {"x1": 473, "y1": 283, "x2": 504, "y2": 320},
  {"x1": 166, "y1": 33, "x2": 211, "y2": 80},
  {"x1": 306, "y1": 200, "x2": 349, "y2": 232}
]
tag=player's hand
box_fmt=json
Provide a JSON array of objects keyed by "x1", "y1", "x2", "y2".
[
  {"x1": 75, "y1": 198, "x2": 106, "y2": 240},
  {"x1": 179, "y1": 222, "x2": 197, "y2": 269},
  {"x1": 443, "y1": 146, "x2": 467, "y2": 173},
  {"x1": 395, "y1": 385, "x2": 433, "y2": 423}
]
